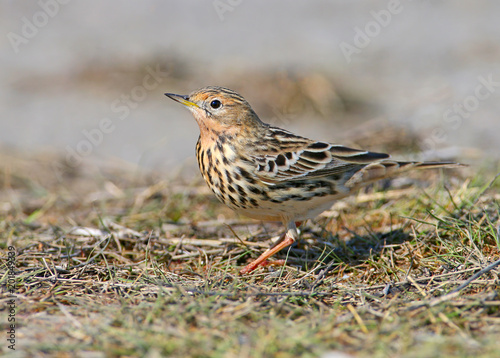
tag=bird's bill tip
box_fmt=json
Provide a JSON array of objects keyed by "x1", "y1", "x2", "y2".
[{"x1": 164, "y1": 93, "x2": 199, "y2": 108}]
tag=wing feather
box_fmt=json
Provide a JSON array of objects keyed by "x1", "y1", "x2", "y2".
[{"x1": 250, "y1": 128, "x2": 390, "y2": 184}]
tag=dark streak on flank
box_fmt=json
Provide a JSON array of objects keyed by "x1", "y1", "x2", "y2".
[
  {"x1": 239, "y1": 196, "x2": 248, "y2": 206},
  {"x1": 239, "y1": 168, "x2": 256, "y2": 184},
  {"x1": 248, "y1": 186, "x2": 261, "y2": 195},
  {"x1": 225, "y1": 170, "x2": 233, "y2": 184},
  {"x1": 236, "y1": 184, "x2": 246, "y2": 197},
  {"x1": 228, "y1": 195, "x2": 239, "y2": 207}
]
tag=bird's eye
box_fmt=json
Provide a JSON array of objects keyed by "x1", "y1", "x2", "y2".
[{"x1": 210, "y1": 100, "x2": 222, "y2": 109}]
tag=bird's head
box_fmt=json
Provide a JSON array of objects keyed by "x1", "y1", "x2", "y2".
[{"x1": 165, "y1": 86, "x2": 264, "y2": 138}]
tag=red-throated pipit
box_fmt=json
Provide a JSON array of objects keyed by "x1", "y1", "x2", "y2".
[{"x1": 165, "y1": 86, "x2": 461, "y2": 274}]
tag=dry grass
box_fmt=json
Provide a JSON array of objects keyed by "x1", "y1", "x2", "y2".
[{"x1": 1, "y1": 146, "x2": 499, "y2": 357}]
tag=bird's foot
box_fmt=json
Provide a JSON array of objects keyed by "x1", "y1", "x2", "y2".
[{"x1": 239, "y1": 235, "x2": 295, "y2": 274}]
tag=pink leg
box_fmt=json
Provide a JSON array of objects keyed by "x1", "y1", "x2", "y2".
[{"x1": 239, "y1": 221, "x2": 301, "y2": 274}]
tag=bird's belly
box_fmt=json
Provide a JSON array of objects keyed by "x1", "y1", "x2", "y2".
[{"x1": 233, "y1": 192, "x2": 348, "y2": 222}]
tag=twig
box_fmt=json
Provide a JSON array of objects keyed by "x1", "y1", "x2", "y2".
[
  {"x1": 365, "y1": 267, "x2": 480, "y2": 291},
  {"x1": 70, "y1": 235, "x2": 112, "y2": 271},
  {"x1": 407, "y1": 275, "x2": 428, "y2": 297},
  {"x1": 429, "y1": 258, "x2": 500, "y2": 307},
  {"x1": 347, "y1": 304, "x2": 369, "y2": 334},
  {"x1": 448, "y1": 258, "x2": 500, "y2": 295}
]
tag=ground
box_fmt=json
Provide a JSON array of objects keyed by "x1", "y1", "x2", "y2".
[{"x1": 0, "y1": 138, "x2": 499, "y2": 357}]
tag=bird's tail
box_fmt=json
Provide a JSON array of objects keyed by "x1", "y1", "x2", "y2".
[{"x1": 344, "y1": 161, "x2": 464, "y2": 188}]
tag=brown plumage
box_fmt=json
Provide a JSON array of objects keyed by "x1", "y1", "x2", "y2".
[{"x1": 165, "y1": 86, "x2": 462, "y2": 274}]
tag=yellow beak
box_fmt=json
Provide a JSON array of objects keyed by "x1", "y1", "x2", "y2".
[{"x1": 164, "y1": 93, "x2": 199, "y2": 109}]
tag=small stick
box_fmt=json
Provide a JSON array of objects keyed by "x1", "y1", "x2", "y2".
[{"x1": 429, "y1": 258, "x2": 500, "y2": 307}]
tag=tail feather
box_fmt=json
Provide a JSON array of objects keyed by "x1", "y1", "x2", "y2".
[{"x1": 344, "y1": 161, "x2": 464, "y2": 188}]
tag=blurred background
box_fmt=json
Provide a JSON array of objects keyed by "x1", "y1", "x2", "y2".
[{"x1": 1, "y1": 1, "x2": 499, "y2": 179}]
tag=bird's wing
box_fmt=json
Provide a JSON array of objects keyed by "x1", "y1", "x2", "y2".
[{"x1": 249, "y1": 127, "x2": 390, "y2": 184}]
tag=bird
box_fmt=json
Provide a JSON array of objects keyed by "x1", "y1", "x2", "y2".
[{"x1": 165, "y1": 86, "x2": 461, "y2": 274}]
